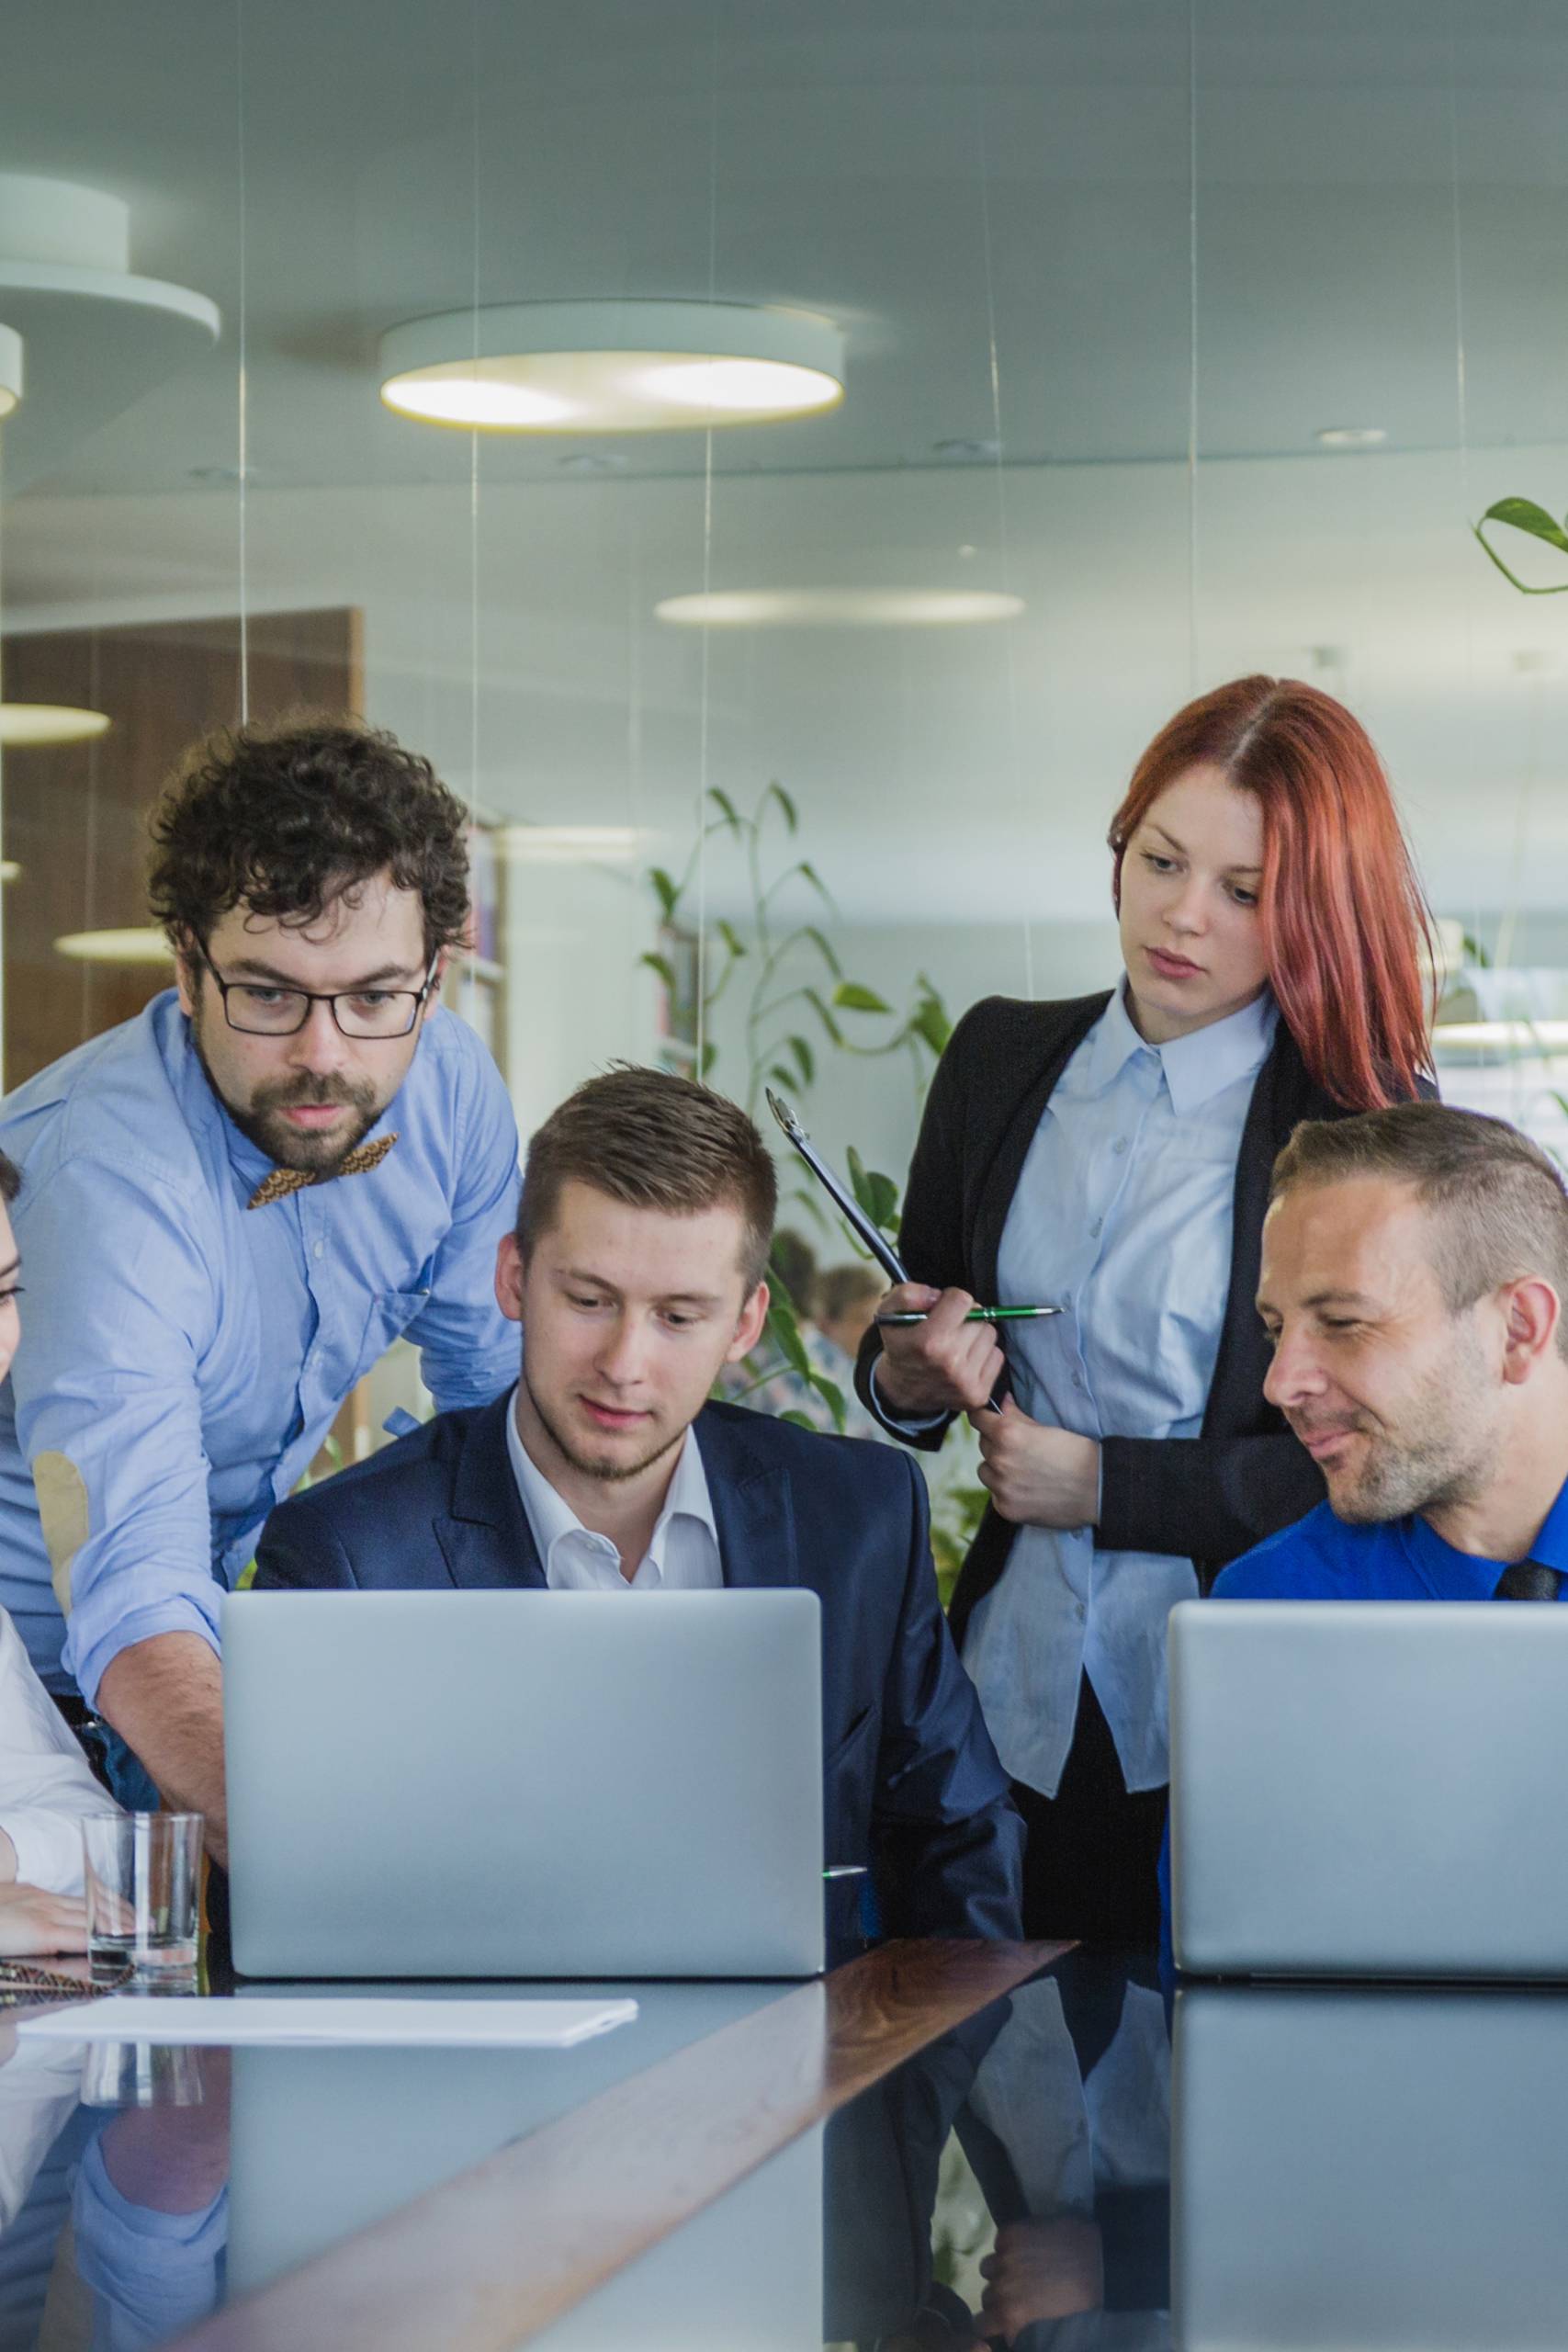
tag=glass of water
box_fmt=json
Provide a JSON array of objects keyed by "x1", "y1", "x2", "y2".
[{"x1": 81, "y1": 1813, "x2": 203, "y2": 1986}]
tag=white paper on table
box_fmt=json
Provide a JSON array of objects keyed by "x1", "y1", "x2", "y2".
[{"x1": 17, "y1": 1996, "x2": 638, "y2": 2049}]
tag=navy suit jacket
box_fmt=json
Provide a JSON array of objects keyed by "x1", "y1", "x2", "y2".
[{"x1": 254, "y1": 1393, "x2": 1024, "y2": 1943}]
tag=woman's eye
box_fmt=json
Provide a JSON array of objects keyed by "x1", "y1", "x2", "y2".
[
  {"x1": 1141, "y1": 851, "x2": 1176, "y2": 874},
  {"x1": 1230, "y1": 885, "x2": 1258, "y2": 908}
]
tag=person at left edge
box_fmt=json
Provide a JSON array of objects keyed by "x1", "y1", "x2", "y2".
[
  {"x1": 254, "y1": 1065, "x2": 1024, "y2": 1943},
  {"x1": 0, "y1": 718, "x2": 522, "y2": 1861}
]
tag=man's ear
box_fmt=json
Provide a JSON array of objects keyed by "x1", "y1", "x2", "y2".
[
  {"x1": 421, "y1": 945, "x2": 452, "y2": 1023},
  {"x1": 173, "y1": 932, "x2": 201, "y2": 1019},
  {"x1": 726, "y1": 1279, "x2": 771, "y2": 1366},
  {"x1": 494, "y1": 1230, "x2": 525, "y2": 1325},
  {"x1": 1500, "y1": 1277, "x2": 1562, "y2": 1385}
]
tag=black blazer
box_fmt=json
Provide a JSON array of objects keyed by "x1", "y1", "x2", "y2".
[
  {"x1": 254, "y1": 1392, "x2": 1024, "y2": 1944},
  {"x1": 855, "y1": 990, "x2": 1414, "y2": 1634}
]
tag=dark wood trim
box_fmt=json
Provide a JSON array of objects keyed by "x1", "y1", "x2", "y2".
[{"x1": 167, "y1": 1939, "x2": 1068, "y2": 2352}]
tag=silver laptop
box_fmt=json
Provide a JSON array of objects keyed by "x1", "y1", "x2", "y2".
[
  {"x1": 1168, "y1": 1600, "x2": 1568, "y2": 1979},
  {"x1": 222, "y1": 1589, "x2": 824, "y2": 1979}
]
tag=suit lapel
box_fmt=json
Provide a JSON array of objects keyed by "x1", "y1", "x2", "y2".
[
  {"x1": 971, "y1": 990, "x2": 1110, "y2": 1304},
  {"x1": 699, "y1": 1408, "x2": 801, "y2": 1590},
  {"x1": 433, "y1": 1391, "x2": 547, "y2": 1590}
]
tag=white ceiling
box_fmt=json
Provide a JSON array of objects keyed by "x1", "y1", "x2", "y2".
[{"x1": 5, "y1": 0, "x2": 1568, "y2": 925}]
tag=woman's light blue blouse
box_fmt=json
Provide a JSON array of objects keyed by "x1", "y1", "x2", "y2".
[{"x1": 961, "y1": 982, "x2": 1278, "y2": 1797}]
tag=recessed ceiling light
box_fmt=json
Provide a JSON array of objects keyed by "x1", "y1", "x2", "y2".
[
  {"x1": 500, "y1": 824, "x2": 642, "y2": 864},
  {"x1": 54, "y1": 927, "x2": 172, "y2": 964},
  {"x1": 0, "y1": 703, "x2": 110, "y2": 745},
  {"x1": 1314, "y1": 425, "x2": 1387, "y2": 449},
  {"x1": 379, "y1": 301, "x2": 844, "y2": 435},
  {"x1": 0, "y1": 324, "x2": 21, "y2": 419},
  {"x1": 656, "y1": 589, "x2": 1024, "y2": 628},
  {"x1": 0, "y1": 862, "x2": 19, "y2": 884},
  {"x1": 932, "y1": 437, "x2": 1000, "y2": 460},
  {"x1": 556, "y1": 451, "x2": 629, "y2": 475}
]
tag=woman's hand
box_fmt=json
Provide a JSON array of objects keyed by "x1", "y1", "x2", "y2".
[
  {"x1": 872, "y1": 1284, "x2": 1005, "y2": 1419},
  {"x1": 974, "y1": 1396, "x2": 1100, "y2": 1528},
  {"x1": 0, "y1": 1883, "x2": 88, "y2": 1958}
]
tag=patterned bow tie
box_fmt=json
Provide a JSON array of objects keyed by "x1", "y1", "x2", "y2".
[{"x1": 246, "y1": 1132, "x2": 399, "y2": 1212}]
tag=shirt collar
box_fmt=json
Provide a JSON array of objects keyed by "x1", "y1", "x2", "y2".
[
  {"x1": 1404, "y1": 1471, "x2": 1568, "y2": 1597},
  {"x1": 1068, "y1": 981, "x2": 1277, "y2": 1117},
  {"x1": 503, "y1": 1385, "x2": 717, "y2": 1577}
]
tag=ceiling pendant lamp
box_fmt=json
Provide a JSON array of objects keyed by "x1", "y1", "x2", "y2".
[
  {"x1": 0, "y1": 703, "x2": 111, "y2": 745},
  {"x1": 379, "y1": 300, "x2": 844, "y2": 434}
]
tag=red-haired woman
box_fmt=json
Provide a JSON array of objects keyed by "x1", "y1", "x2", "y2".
[{"x1": 856, "y1": 676, "x2": 1433, "y2": 1944}]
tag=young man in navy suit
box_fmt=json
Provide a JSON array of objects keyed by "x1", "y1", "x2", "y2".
[{"x1": 254, "y1": 1066, "x2": 1023, "y2": 1943}]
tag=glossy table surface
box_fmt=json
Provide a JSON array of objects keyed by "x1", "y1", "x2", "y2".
[{"x1": 6, "y1": 1944, "x2": 1568, "y2": 2349}]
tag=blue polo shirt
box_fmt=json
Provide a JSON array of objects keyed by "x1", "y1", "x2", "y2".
[{"x1": 1213, "y1": 1476, "x2": 1568, "y2": 1601}]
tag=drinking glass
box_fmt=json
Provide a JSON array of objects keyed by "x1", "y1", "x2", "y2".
[{"x1": 81, "y1": 1813, "x2": 203, "y2": 1985}]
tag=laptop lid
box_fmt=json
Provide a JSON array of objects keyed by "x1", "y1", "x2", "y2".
[
  {"x1": 1168, "y1": 1600, "x2": 1568, "y2": 1979},
  {"x1": 223, "y1": 1589, "x2": 824, "y2": 1979}
]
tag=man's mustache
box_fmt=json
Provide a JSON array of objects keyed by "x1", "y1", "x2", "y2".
[{"x1": 253, "y1": 1075, "x2": 376, "y2": 1113}]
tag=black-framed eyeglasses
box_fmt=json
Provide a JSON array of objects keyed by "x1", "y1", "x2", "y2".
[{"x1": 197, "y1": 949, "x2": 441, "y2": 1040}]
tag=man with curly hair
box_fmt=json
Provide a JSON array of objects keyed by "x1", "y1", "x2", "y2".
[{"x1": 0, "y1": 717, "x2": 522, "y2": 1859}]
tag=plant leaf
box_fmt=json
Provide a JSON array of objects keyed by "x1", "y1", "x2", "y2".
[
  {"x1": 787, "y1": 1033, "x2": 815, "y2": 1088},
  {"x1": 910, "y1": 997, "x2": 952, "y2": 1055},
  {"x1": 808, "y1": 1374, "x2": 847, "y2": 1432},
  {"x1": 801, "y1": 924, "x2": 843, "y2": 978},
  {"x1": 864, "y1": 1167, "x2": 900, "y2": 1228},
  {"x1": 763, "y1": 780, "x2": 798, "y2": 833},
  {"x1": 767, "y1": 1300, "x2": 812, "y2": 1378},
  {"x1": 716, "y1": 918, "x2": 749, "y2": 958},
  {"x1": 707, "y1": 786, "x2": 743, "y2": 831},
  {"x1": 640, "y1": 952, "x2": 676, "y2": 989},
  {"x1": 805, "y1": 987, "x2": 844, "y2": 1046},
  {"x1": 1473, "y1": 500, "x2": 1568, "y2": 595},
  {"x1": 649, "y1": 867, "x2": 680, "y2": 922},
  {"x1": 833, "y1": 980, "x2": 893, "y2": 1014},
  {"x1": 779, "y1": 1409, "x2": 818, "y2": 1430},
  {"x1": 796, "y1": 861, "x2": 835, "y2": 911},
  {"x1": 768, "y1": 1064, "x2": 796, "y2": 1091},
  {"x1": 699, "y1": 1039, "x2": 717, "y2": 1077}
]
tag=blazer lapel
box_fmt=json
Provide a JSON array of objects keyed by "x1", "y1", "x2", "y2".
[
  {"x1": 433, "y1": 1392, "x2": 547, "y2": 1590},
  {"x1": 971, "y1": 990, "x2": 1109, "y2": 1305},
  {"x1": 699, "y1": 1408, "x2": 801, "y2": 1590}
]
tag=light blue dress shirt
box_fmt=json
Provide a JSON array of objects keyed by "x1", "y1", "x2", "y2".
[
  {"x1": 961, "y1": 982, "x2": 1278, "y2": 1799},
  {"x1": 0, "y1": 991, "x2": 522, "y2": 1699}
]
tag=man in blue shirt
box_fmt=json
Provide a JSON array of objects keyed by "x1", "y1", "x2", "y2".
[
  {"x1": 1217, "y1": 1101, "x2": 1568, "y2": 1604},
  {"x1": 0, "y1": 718, "x2": 521, "y2": 1856}
]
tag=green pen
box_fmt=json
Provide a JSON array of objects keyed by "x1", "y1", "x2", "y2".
[{"x1": 874, "y1": 1305, "x2": 1061, "y2": 1328}]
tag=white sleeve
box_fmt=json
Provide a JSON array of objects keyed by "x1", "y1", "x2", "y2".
[{"x1": 0, "y1": 1609, "x2": 117, "y2": 1894}]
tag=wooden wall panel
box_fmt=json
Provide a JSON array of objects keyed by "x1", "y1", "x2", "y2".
[{"x1": 1, "y1": 608, "x2": 361, "y2": 1091}]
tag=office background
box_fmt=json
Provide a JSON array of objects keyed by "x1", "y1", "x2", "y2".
[{"x1": 2, "y1": 0, "x2": 1565, "y2": 1351}]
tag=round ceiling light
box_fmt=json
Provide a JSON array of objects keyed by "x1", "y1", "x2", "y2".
[
  {"x1": 655, "y1": 589, "x2": 1025, "y2": 628},
  {"x1": 0, "y1": 324, "x2": 21, "y2": 419},
  {"x1": 1314, "y1": 425, "x2": 1387, "y2": 449},
  {"x1": 54, "y1": 927, "x2": 172, "y2": 965},
  {"x1": 379, "y1": 300, "x2": 844, "y2": 434},
  {"x1": 0, "y1": 703, "x2": 110, "y2": 745}
]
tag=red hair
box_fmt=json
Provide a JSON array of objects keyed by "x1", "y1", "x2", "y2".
[{"x1": 1107, "y1": 676, "x2": 1432, "y2": 1111}]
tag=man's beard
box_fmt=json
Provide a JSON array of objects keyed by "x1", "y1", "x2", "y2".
[
  {"x1": 524, "y1": 1367, "x2": 684, "y2": 1487},
  {"x1": 191, "y1": 1009, "x2": 380, "y2": 1174},
  {"x1": 1307, "y1": 1329, "x2": 1499, "y2": 1526}
]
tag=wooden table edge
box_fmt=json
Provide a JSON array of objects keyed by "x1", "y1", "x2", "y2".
[{"x1": 165, "y1": 1937, "x2": 1072, "y2": 2352}]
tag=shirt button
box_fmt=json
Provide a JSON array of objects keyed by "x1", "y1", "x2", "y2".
[
  {"x1": 1073, "y1": 1600, "x2": 1087, "y2": 1623},
  {"x1": 1089, "y1": 1217, "x2": 1103, "y2": 1238},
  {"x1": 1072, "y1": 1373, "x2": 1085, "y2": 1391},
  {"x1": 313, "y1": 1239, "x2": 324, "y2": 1261},
  {"x1": 1112, "y1": 1136, "x2": 1129, "y2": 1156}
]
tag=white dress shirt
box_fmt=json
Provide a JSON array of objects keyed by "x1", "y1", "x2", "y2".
[
  {"x1": 960, "y1": 983, "x2": 1278, "y2": 1798},
  {"x1": 0, "y1": 1605, "x2": 115, "y2": 1894},
  {"x1": 503, "y1": 1389, "x2": 723, "y2": 1591}
]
